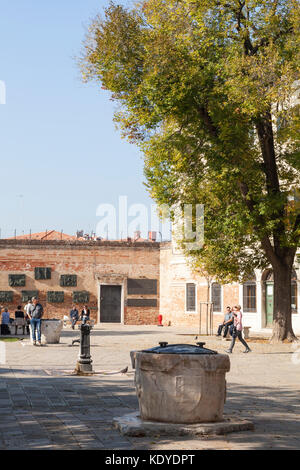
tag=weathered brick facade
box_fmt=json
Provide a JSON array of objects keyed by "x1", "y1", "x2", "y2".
[
  {"x1": 0, "y1": 239, "x2": 160, "y2": 324},
  {"x1": 0, "y1": 237, "x2": 299, "y2": 332}
]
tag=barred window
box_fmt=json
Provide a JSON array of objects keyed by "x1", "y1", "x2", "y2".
[
  {"x1": 243, "y1": 273, "x2": 257, "y2": 313},
  {"x1": 211, "y1": 283, "x2": 221, "y2": 312},
  {"x1": 186, "y1": 283, "x2": 196, "y2": 312},
  {"x1": 292, "y1": 269, "x2": 298, "y2": 314},
  {"x1": 243, "y1": 283, "x2": 257, "y2": 312}
]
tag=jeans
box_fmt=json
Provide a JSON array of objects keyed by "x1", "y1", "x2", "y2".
[
  {"x1": 229, "y1": 329, "x2": 249, "y2": 351},
  {"x1": 30, "y1": 318, "x2": 41, "y2": 342},
  {"x1": 217, "y1": 322, "x2": 233, "y2": 337},
  {"x1": 1, "y1": 324, "x2": 10, "y2": 335},
  {"x1": 71, "y1": 317, "x2": 78, "y2": 329}
]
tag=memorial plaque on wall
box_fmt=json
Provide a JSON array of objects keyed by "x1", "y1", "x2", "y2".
[
  {"x1": 72, "y1": 291, "x2": 90, "y2": 303},
  {"x1": 9, "y1": 274, "x2": 26, "y2": 287},
  {"x1": 22, "y1": 291, "x2": 39, "y2": 302},
  {"x1": 35, "y1": 267, "x2": 51, "y2": 280},
  {"x1": 47, "y1": 291, "x2": 64, "y2": 303},
  {"x1": 127, "y1": 298, "x2": 157, "y2": 307},
  {"x1": 0, "y1": 291, "x2": 13, "y2": 303},
  {"x1": 127, "y1": 279, "x2": 157, "y2": 295},
  {"x1": 60, "y1": 275, "x2": 77, "y2": 287}
]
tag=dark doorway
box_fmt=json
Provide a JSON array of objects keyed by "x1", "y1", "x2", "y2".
[{"x1": 100, "y1": 285, "x2": 122, "y2": 323}]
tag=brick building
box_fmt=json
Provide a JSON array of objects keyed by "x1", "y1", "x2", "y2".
[
  {"x1": 160, "y1": 242, "x2": 300, "y2": 334},
  {"x1": 0, "y1": 233, "x2": 160, "y2": 325},
  {"x1": 0, "y1": 231, "x2": 299, "y2": 334}
]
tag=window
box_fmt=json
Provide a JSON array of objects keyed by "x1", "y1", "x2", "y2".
[
  {"x1": 211, "y1": 283, "x2": 221, "y2": 312},
  {"x1": 292, "y1": 269, "x2": 298, "y2": 314},
  {"x1": 243, "y1": 284, "x2": 257, "y2": 312},
  {"x1": 186, "y1": 283, "x2": 196, "y2": 312},
  {"x1": 243, "y1": 273, "x2": 257, "y2": 313}
]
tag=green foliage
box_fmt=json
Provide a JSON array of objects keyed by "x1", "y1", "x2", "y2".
[{"x1": 79, "y1": 0, "x2": 300, "y2": 282}]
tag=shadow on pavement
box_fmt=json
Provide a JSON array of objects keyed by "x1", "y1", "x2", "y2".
[{"x1": 0, "y1": 367, "x2": 299, "y2": 450}]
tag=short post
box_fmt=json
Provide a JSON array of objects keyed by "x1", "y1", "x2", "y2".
[
  {"x1": 76, "y1": 323, "x2": 93, "y2": 373},
  {"x1": 243, "y1": 326, "x2": 251, "y2": 340}
]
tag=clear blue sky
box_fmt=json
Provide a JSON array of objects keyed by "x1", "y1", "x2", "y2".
[{"x1": 0, "y1": 0, "x2": 160, "y2": 239}]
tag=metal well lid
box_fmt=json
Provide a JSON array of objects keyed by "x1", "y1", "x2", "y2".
[{"x1": 142, "y1": 342, "x2": 217, "y2": 355}]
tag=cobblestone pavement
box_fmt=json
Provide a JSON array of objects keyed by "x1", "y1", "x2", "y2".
[{"x1": 0, "y1": 325, "x2": 299, "y2": 450}]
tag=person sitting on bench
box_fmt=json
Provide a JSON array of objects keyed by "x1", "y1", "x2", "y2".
[
  {"x1": 14, "y1": 306, "x2": 25, "y2": 335},
  {"x1": 81, "y1": 305, "x2": 90, "y2": 325},
  {"x1": 1, "y1": 308, "x2": 11, "y2": 335},
  {"x1": 216, "y1": 306, "x2": 234, "y2": 338}
]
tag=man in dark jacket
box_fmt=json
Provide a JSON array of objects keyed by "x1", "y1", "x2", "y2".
[
  {"x1": 70, "y1": 305, "x2": 79, "y2": 330},
  {"x1": 28, "y1": 297, "x2": 43, "y2": 346}
]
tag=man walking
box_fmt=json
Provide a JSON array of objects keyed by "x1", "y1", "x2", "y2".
[
  {"x1": 28, "y1": 297, "x2": 43, "y2": 346},
  {"x1": 226, "y1": 305, "x2": 251, "y2": 354}
]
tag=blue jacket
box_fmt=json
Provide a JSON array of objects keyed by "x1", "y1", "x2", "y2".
[{"x1": 70, "y1": 309, "x2": 79, "y2": 319}]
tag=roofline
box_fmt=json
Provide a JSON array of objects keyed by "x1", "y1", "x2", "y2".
[{"x1": 0, "y1": 239, "x2": 169, "y2": 249}]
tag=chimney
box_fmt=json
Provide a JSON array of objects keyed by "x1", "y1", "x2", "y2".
[
  {"x1": 134, "y1": 230, "x2": 141, "y2": 240},
  {"x1": 148, "y1": 231, "x2": 157, "y2": 242}
]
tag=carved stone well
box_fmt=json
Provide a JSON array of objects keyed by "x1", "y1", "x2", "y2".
[
  {"x1": 30, "y1": 319, "x2": 63, "y2": 344},
  {"x1": 130, "y1": 342, "x2": 230, "y2": 424}
]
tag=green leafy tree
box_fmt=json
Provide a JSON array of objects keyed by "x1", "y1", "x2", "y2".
[{"x1": 80, "y1": 0, "x2": 300, "y2": 341}]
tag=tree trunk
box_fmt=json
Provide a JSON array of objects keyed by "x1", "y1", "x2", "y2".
[{"x1": 271, "y1": 262, "x2": 298, "y2": 343}]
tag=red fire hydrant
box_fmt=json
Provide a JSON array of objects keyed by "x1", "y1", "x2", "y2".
[{"x1": 158, "y1": 314, "x2": 163, "y2": 326}]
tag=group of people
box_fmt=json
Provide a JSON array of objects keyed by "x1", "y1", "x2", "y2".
[
  {"x1": 2, "y1": 298, "x2": 249, "y2": 353},
  {"x1": 217, "y1": 305, "x2": 251, "y2": 354},
  {"x1": 69, "y1": 305, "x2": 90, "y2": 329},
  {"x1": 1, "y1": 299, "x2": 91, "y2": 345},
  {"x1": 0, "y1": 297, "x2": 44, "y2": 345}
]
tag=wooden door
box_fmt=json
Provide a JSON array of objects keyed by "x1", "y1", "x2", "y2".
[{"x1": 100, "y1": 285, "x2": 121, "y2": 323}]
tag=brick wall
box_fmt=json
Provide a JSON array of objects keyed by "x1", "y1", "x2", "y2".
[{"x1": 0, "y1": 240, "x2": 160, "y2": 325}]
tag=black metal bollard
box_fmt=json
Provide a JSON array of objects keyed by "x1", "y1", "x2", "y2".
[{"x1": 76, "y1": 323, "x2": 93, "y2": 373}]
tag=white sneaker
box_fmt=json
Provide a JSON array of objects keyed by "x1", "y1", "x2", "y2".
[
  {"x1": 32, "y1": 341, "x2": 36, "y2": 346},
  {"x1": 36, "y1": 341, "x2": 41, "y2": 346}
]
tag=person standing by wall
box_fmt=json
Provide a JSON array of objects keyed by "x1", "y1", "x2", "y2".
[
  {"x1": 28, "y1": 297, "x2": 43, "y2": 346},
  {"x1": 226, "y1": 305, "x2": 251, "y2": 354},
  {"x1": 24, "y1": 300, "x2": 32, "y2": 335}
]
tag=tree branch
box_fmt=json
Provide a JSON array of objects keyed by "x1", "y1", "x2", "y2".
[
  {"x1": 194, "y1": 101, "x2": 219, "y2": 139},
  {"x1": 237, "y1": 180, "x2": 279, "y2": 266}
]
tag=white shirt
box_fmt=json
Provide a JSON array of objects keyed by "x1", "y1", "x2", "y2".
[{"x1": 24, "y1": 303, "x2": 32, "y2": 314}]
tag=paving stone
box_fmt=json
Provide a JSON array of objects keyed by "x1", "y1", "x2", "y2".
[{"x1": 0, "y1": 325, "x2": 299, "y2": 450}]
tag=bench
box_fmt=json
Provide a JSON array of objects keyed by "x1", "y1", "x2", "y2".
[{"x1": 243, "y1": 326, "x2": 251, "y2": 339}]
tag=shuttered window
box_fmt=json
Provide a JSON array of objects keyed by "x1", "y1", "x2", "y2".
[
  {"x1": 243, "y1": 283, "x2": 257, "y2": 312},
  {"x1": 292, "y1": 281, "x2": 298, "y2": 313},
  {"x1": 211, "y1": 283, "x2": 221, "y2": 312},
  {"x1": 186, "y1": 283, "x2": 196, "y2": 312}
]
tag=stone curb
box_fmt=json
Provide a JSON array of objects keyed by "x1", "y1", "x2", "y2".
[{"x1": 113, "y1": 411, "x2": 254, "y2": 437}]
